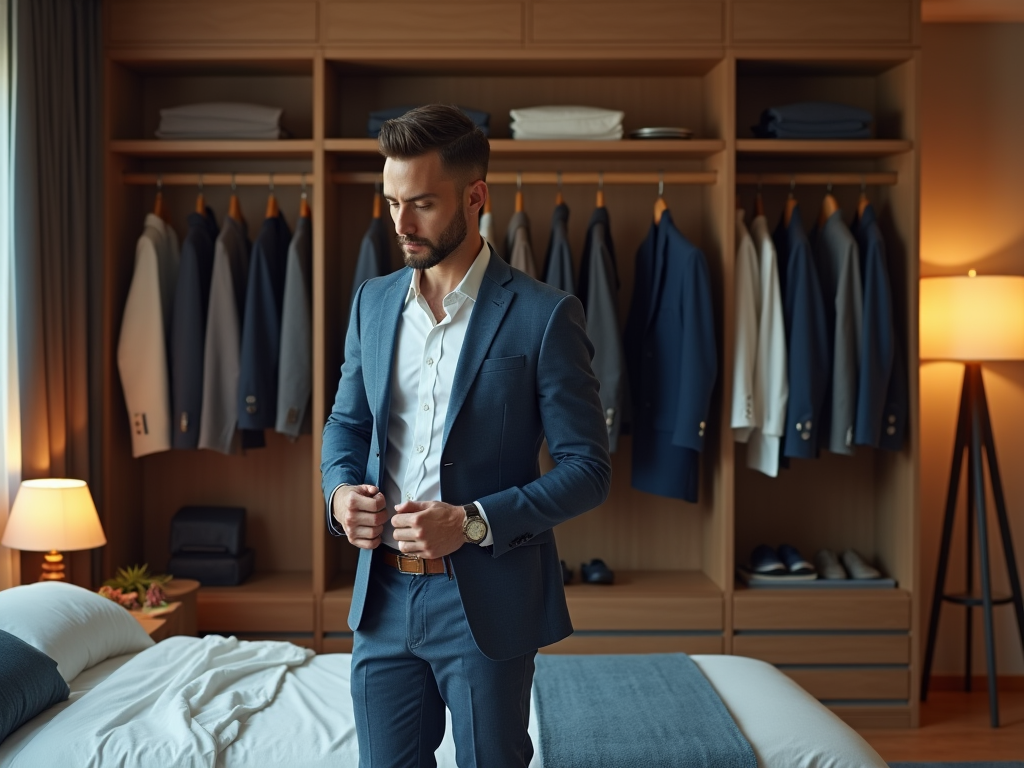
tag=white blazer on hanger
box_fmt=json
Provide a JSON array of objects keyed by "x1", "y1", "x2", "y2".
[
  {"x1": 117, "y1": 213, "x2": 180, "y2": 457},
  {"x1": 732, "y1": 211, "x2": 788, "y2": 477}
]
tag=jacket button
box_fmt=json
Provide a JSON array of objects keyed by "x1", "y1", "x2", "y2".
[{"x1": 886, "y1": 426, "x2": 896, "y2": 436}]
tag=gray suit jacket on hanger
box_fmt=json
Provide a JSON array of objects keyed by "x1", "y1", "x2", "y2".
[
  {"x1": 276, "y1": 214, "x2": 313, "y2": 438},
  {"x1": 542, "y1": 202, "x2": 575, "y2": 294},
  {"x1": 814, "y1": 210, "x2": 863, "y2": 455},
  {"x1": 350, "y1": 215, "x2": 392, "y2": 311},
  {"x1": 171, "y1": 207, "x2": 219, "y2": 449},
  {"x1": 505, "y1": 210, "x2": 537, "y2": 278},
  {"x1": 577, "y1": 207, "x2": 624, "y2": 452},
  {"x1": 199, "y1": 215, "x2": 250, "y2": 455}
]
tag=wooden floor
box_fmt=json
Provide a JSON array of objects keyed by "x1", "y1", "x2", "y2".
[{"x1": 858, "y1": 691, "x2": 1024, "y2": 762}]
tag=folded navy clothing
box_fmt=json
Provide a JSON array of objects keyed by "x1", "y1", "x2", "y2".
[
  {"x1": 368, "y1": 106, "x2": 490, "y2": 137},
  {"x1": 753, "y1": 124, "x2": 872, "y2": 139},
  {"x1": 765, "y1": 101, "x2": 873, "y2": 125}
]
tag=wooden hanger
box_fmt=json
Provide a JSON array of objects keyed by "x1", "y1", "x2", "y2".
[
  {"x1": 818, "y1": 183, "x2": 839, "y2": 228},
  {"x1": 371, "y1": 177, "x2": 382, "y2": 219},
  {"x1": 514, "y1": 172, "x2": 524, "y2": 213},
  {"x1": 857, "y1": 178, "x2": 870, "y2": 218},
  {"x1": 595, "y1": 172, "x2": 605, "y2": 209},
  {"x1": 299, "y1": 173, "x2": 311, "y2": 218},
  {"x1": 653, "y1": 173, "x2": 667, "y2": 224},
  {"x1": 228, "y1": 173, "x2": 244, "y2": 222},
  {"x1": 784, "y1": 177, "x2": 797, "y2": 226},
  {"x1": 265, "y1": 173, "x2": 279, "y2": 219},
  {"x1": 554, "y1": 171, "x2": 563, "y2": 206},
  {"x1": 153, "y1": 176, "x2": 165, "y2": 221},
  {"x1": 195, "y1": 174, "x2": 205, "y2": 215}
]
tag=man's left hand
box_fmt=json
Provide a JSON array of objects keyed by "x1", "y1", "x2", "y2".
[{"x1": 391, "y1": 500, "x2": 465, "y2": 559}]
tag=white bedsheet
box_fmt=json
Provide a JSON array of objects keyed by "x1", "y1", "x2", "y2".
[{"x1": 1, "y1": 642, "x2": 888, "y2": 768}]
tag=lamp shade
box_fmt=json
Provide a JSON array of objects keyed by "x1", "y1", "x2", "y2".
[
  {"x1": 1, "y1": 479, "x2": 106, "y2": 552},
  {"x1": 920, "y1": 275, "x2": 1024, "y2": 361}
]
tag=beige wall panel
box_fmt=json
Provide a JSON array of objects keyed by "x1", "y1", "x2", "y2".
[
  {"x1": 323, "y1": 3, "x2": 523, "y2": 44},
  {"x1": 108, "y1": 2, "x2": 318, "y2": 45},
  {"x1": 783, "y1": 667, "x2": 909, "y2": 700},
  {"x1": 533, "y1": 2, "x2": 723, "y2": 44},
  {"x1": 734, "y1": 633, "x2": 910, "y2": 665},
  {"x1": 541, "y1": 634, "x2": 723, "y2": 654},
  {"x1": 732, "y1": 2, "x2": 912, "y2": 44},
  {"x1": 734, "y1": 589, "x2": 911, "y2": 630}
]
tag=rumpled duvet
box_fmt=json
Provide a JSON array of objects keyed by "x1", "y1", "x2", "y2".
[{"x1": 6, "y1": 635, "x2": 311, "y2": 768}]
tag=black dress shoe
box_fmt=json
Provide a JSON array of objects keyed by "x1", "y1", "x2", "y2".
[
  {"x1": 561, "y1": 560, "x2": 573, "y2": 585},
  {"x1": 580, "y1": 559, "x2": 614, "y2": 584}
]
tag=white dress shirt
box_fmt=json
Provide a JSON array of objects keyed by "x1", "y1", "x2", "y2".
[{"x1": 379, "y1": 240, "x2": 493, "y2": 549}]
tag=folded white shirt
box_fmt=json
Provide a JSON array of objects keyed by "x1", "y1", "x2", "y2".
[
  {"x1": 509, "y1": 105, "x2": 624, "y2": 136},
  {"x1": 511, "y1": 126, "x2": 623, "y2": 141},
  {"x1": 157, "y1": 102, "x2": 284, "y2": 139}
]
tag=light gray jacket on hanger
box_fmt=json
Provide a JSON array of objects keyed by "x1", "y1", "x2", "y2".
[
  {"x1": 505, "y1": 210, "x2": 537, "y2": 278},
  {"x1": 276, "y1": 214, "x2": 313, "y2": 438}
]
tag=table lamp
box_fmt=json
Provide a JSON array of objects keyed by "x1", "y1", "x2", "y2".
[
  {"x1": 0, "y1": 479, "x2": 106, "y2": 581},
  {"x1": 919, "y1": 273, "x2": 1024, "y2": 728}
]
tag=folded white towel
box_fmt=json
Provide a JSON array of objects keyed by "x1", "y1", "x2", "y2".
[
  {"x1": 511, "y1": 126, "x2": 623, "y2": 141},
  {"x1": 509, "y1": 105, "x2": 624, "y2": 138}
]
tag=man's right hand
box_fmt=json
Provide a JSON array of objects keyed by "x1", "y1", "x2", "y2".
[{"x1": 333, "y1": 485, "x2": 388, "y2": 549}]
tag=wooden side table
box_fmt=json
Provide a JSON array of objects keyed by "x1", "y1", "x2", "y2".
[
  {"x1": 163, "y1": 578, "x2": 200, "y2": 637},
  {"x1": 131, "y1": 602, "x2": 180, "y2": 643}
]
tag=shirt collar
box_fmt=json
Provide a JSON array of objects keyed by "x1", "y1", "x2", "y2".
[{"x1": 406, "y1": 237, "x2": 490, "y2": 306}]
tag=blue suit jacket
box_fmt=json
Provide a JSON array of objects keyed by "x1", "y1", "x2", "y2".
[
  {"x1": 622, "y1": 212, "x2": 717, "y2": 503},
  {"x1": 321, "y1": 249, "x2": 611, "y2": 660},
  {"x1": 774, "y1": 206, "x2": 830, "y2": 459}
]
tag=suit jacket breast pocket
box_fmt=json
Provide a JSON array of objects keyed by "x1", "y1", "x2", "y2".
[{"x1": 479, "y1": 354, "x2": 526, "y2": 373}]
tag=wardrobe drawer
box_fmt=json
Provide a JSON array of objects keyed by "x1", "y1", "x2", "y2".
[
  {"x1": 108, "y1": 1, "x2": 318, "y2": 45},
  {"x1": 732, "y1": 1, "x2": 912, "y2": 45},
  {"x1": 781, "y1": 667, "x2": 909, "y2": 700},
  {"x1": 733, "y1": 633, "x2": 910, "y2": 665},
  {"x1": 542, "y1": 633, "x2": 723, "y2": 655},
  {"x1": 323, "y1": 3, "x2": 524, "y2": 44},
  {"x1": 533, "y1": 2, "x2": 723, "y2": 44},
  {"x1": 733, "y1": 589, "x2": 911, "y2": 630}
]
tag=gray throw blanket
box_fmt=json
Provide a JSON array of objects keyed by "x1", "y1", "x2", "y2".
[{"x1": 533, "y1": 654, "x2": 757, "y2": 768}]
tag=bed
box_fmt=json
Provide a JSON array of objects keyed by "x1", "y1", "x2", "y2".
[{"x1": 0, "y1": 582, "x2": 889, "y2": 768}]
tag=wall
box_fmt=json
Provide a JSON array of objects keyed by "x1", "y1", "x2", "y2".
[{"x1": 921, "y1": 23, "x2": 1024, "y2": 677}]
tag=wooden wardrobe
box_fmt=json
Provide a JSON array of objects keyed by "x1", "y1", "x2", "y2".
[{"x1": 101, "y1": 0, "x2": 921, "y2": 728}]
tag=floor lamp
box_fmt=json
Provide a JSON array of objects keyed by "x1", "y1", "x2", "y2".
[{"x1": 919, "y1": 273, "x2": 1024, "y2": 728}]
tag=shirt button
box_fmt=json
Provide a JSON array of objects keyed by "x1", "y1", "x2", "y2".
[
  {"x1": 886, "y1": 425, "x2": 896, "y2": 436},
  {"x1": 406, "y1": 492, "x2": 412, "y2": 500},
  {"x1": 417, "y1": 445, "x2": 424, "y2": 453},
  {"x1": 423, "y1": 404, "x2": 430, "y2": 411},
  {"x1": 426, "y1": 358, "x2": 434, "y2": 366}
]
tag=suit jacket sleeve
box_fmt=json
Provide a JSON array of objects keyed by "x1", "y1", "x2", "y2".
[
  {"x1": 731, "y1": 217, "x2": 758, "y2": 440},
  {"x1": 477, "y1": 294, "x2": 611, "y2": 555},
  {"x1": 672, "y1": 245, "x2": 717, "y2": 452},
  {"x1": 854, "y1": 220, "x2": 895, "y2": 447},
  {"x1": 321, "y1": 280, "x2": 374, "y2": 537}
]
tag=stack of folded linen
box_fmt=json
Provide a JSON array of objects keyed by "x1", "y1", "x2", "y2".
[
  {"x1": 368, "y1": 106, "x2": 490, "y2": 137},
  {"x1": 752, "y1": 101, "x2": 872, "y2": 139},
  {"x1": 510, "y1": 105, "x2": 624, "y2": 140},
  {"x1": 156, "y1": 103, "x2": 285, "y2": 139}
]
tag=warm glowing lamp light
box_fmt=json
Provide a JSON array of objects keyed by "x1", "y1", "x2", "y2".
[
  {"x1": 920, "y1": 274, "x2": 1024, "y2": 361},
  {"x1": 919, "y1": 272, "x2": 1024, "y2": 729},
  {"x1": 0, "y1": 479, "x2": 106, "y2": 581}
]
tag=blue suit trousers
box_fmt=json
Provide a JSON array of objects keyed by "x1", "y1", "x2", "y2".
[{"x1": 351, "y1": 548, "x2": 536, "y2": 768}]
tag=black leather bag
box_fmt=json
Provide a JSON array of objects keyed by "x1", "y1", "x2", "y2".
[
  {"x1": 170, "y1": 506, "x2": 247, "y2": 557},
  {"x1": 167, "y1": 549, "x2": 255, "y2": 587}
]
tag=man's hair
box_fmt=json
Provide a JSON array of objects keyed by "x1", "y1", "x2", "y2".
[{"x1": 378, "y1": 104, "x2": 489, "y2": 185}]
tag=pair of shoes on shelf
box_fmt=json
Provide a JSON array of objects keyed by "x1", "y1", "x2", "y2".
[
  {"x1": 815, "y1": 548, "x2": 882, "y2": 580},
  {"x1": 751, "y1": 544, "x2": 816, "y2": 576},
  {"x1": 562, "y1": 559, "x2": 615, "y2": 585}
]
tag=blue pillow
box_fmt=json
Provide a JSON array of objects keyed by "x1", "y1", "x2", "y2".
[{"x1": 0, "y1": 629, "x2": 70, "y2": 742}]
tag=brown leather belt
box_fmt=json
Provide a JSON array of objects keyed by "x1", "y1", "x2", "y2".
[{"x1": 382, "y1": 550, "x2": 450, "y2": 576}]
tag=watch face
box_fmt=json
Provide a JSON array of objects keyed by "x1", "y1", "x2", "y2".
[{"x1": 466, "y1": 518, "x2": 487, "y2": 542}]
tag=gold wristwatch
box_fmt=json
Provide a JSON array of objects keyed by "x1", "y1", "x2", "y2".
[{"x1": 462, "y1": 504, "x2": 488, "y2": 544}]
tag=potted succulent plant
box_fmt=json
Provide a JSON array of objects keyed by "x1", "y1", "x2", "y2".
[{"x1": 98, "y1": 564, "x2": 173, "y2": 613}]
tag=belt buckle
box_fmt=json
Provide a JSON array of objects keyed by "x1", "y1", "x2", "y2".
[{"x1": 396, "y1": 553, "x2": 426, "y2": 575}]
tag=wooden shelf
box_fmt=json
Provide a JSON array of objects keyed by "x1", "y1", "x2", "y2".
[
  {"x1": 197, "y1": 571, "x2": 314, "y2": 633},
  {"x1": 325, "y1": 138, "x2": 726, "y2": 159},
  {"x1": 564, "y1": 570, "x2": 723, "y2": 631},
  {"x1": 109, "y1": 139, "x2": 315, "y2": 158},
  {"x1": 736, "y1": 139, "x2": 913, "y2": 157}
]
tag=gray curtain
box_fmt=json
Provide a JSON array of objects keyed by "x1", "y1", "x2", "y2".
[{"x1": 12, "y1": 0, "x2": 103, "y2": 586}]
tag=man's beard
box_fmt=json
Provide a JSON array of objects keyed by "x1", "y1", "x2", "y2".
[{"x1": 398, "y1": 202, "x2": 468, "y2": 270}]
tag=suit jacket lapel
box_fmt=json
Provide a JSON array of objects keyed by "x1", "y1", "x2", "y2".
[
  {"x1": 443, "y1": 252, "x2": 514, "y2": 449},
  {"x1": 374, "y1": 270, "x2": 410, "y2": 452}
]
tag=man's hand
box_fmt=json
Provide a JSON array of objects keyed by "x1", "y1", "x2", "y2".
[
  {"x1": 333, "y1": 485, "x2": 388, "y2": 549},
  {"x1": 392, "y1": 501, "x2": 466, "y2": 559}
]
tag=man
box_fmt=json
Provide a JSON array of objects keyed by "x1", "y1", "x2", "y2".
[{"x1": 320, "y1": 105, "x2": 611, "y2": 767}]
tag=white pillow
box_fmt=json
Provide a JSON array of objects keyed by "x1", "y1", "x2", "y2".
[{"x1": 0, "y1": 581, "x2": 154, "y2": 682}]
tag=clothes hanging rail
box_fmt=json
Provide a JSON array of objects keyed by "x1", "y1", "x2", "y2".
[
  {"x1": 331, "y1": 171, "x2": 717, "y2": 186},
  {"x1": 735, "y1": 172, "x2": 898, "y2": 186},
  {"x1": 122, "y1": 173, "x2": 315, "y2": 186}
]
